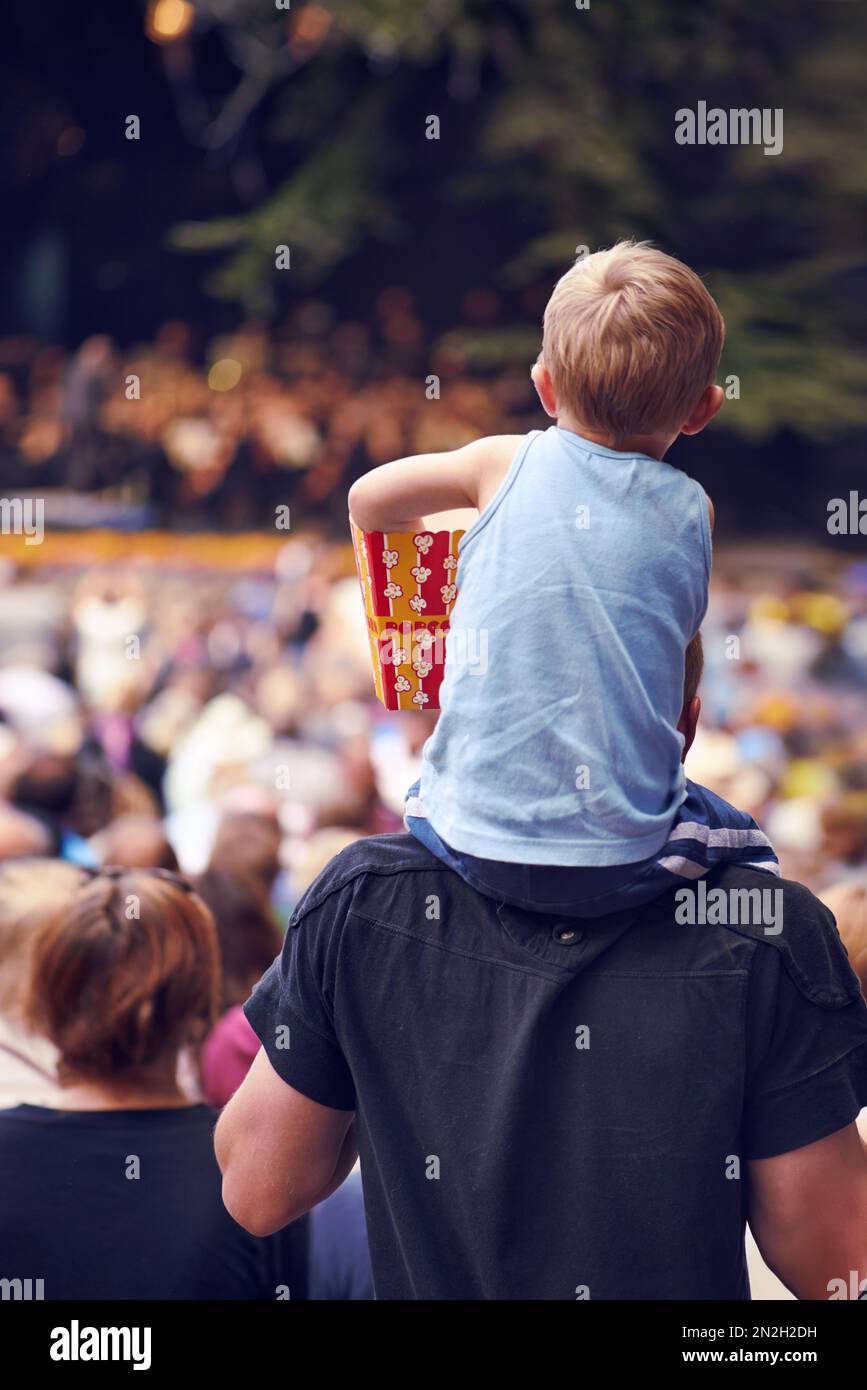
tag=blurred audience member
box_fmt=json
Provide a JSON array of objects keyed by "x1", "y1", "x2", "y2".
[
  {"x1": 823, "y1": 879, "x2": 867, "y2": 997},
  {"x1": 0, "y1": 867, "x2": 372, "y2": 1298},
  {"x1": 196, "y1": 852, "x2": 282, "y2": 1109},
  {"x1": 210, "y1": 811, "x2": 281, "y2": 899},
  {"x1": 92, "y1": 813, "x2": 178, "y2": 871},
  {"x1": 822, "y1": 796, "x2": 867, "y2": 876},
  {"x1": 292, "y1": 826, "x2": 361, "y2": 896},
  {"x1": 0, "y1": 860, "x2": 86, "y2": 1107},
  {"x1": 0, "y1": 805, "x2": 52, "y2": 862},
  {"x1": 822, "y1": 878, "x2": 867, "y2": 1147}
]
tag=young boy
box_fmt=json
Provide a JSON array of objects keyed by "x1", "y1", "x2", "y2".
[{"x1": 349, "y1": 241, "x2": 777, "y2": 915}]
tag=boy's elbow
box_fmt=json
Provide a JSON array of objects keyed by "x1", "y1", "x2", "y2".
[
  {"x1": 347, "y1": 479, "x2": 372, "y2": 530},
  {"x1": 348, "y1": 477, "x2": 396, "y2": 533}
]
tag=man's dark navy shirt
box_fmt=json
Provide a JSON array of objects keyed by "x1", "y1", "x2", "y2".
[{"x1": 245, "y1": 833, "x2": 867, "y2": 1300}]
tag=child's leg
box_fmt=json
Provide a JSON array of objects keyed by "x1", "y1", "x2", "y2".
[
  {"x1": 655, "y1": 779, "x2": 780, "y2": 879},
  {"x1": 405, "y1": 780, "x2": 676, "y2": 917},
  {"x1": 406, "y1": 807, "x2": 655, "y2": 916},
  {"x1": 514, "y1": 784, "x2": 780, "y2": 916},
  {"x1": 563, "y1": 780, "x2": 781, "y2": 915},
  {"x1": 405, "y1": 779, "x2": 780, "y2": 919},
  {"x1": 405, "y1": 779, "x2": 535, "y2": 897}
]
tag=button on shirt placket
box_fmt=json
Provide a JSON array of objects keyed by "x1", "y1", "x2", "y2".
[{"x1": 553, "y1": 926, "x2": 584, "y2": 945}]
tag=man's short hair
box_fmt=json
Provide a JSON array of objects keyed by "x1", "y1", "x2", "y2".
[{"x1": 542, "y1": 241, "x2": 725, "y2": 441}]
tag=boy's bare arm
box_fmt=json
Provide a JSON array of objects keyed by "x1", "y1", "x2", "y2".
[{"x1": 348, "y1": 435, "x2": 525, "y2": 534}]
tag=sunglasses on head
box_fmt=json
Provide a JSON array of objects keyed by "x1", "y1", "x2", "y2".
[{"x1": 79, "y1": 865, "x2": 195, "y2": 894}]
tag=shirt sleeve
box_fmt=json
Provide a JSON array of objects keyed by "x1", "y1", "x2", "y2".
[
  {"x1": 742, "y1": 924, "x2": 867, "y2": 1160},
  {"x1": 243, "y1": 885, "x2": 356, "y2": 1112}
]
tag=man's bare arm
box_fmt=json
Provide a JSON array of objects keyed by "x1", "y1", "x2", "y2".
[
  {"x1": 215, "y1": 1047, "x2": 357, "y2": 1237},
  {"x1": 748, "y1": 1121, "x2": 867, "y2": 1299}
]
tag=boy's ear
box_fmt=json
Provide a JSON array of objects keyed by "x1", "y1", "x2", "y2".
[
  {"x1": 680, "y1": 384, "x2": 724, "y2": 437},
  {"x1": 531, "y1": 360, "x2": 559, "y2": 418}
]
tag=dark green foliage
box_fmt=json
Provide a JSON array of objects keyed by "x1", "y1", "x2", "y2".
[{"x1": 172, "y1": 0, "x2": 867, "y2": 438}]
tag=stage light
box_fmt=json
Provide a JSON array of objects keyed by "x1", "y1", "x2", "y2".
[{"x1": 145, "y1": 0, "x2": 194, "y2": 46}]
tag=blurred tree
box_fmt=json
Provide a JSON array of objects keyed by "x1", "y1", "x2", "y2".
[{"x1": 168, "y1": 0, "x2": 867, "y2": 439}]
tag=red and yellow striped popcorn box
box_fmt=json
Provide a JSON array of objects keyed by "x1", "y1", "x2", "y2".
[{"x1": 351, "y1": 520, "x2": 464, "y2": 711}]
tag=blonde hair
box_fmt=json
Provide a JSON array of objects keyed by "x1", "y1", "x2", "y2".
[
  {"x1": 0, "y1": 860, "x2": 89, "y2": 1017},
  {"x1": 821, "y1": 879, "x2": 867, "y2": 998},
  {"x1": 541, "y1": 241, "x2": 725, "y2": 441}
]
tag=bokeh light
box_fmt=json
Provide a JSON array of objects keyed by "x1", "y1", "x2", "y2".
[
  {"x1": 145, "y1": 0, "x2": 194, "y2": 46},
  {"x1": 207, "y1": 359, "x2": 243, "y2": 393}
]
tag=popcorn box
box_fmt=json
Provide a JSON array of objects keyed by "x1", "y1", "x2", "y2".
[{"x1": 351, "y1": 520, "x2": 464, "y2": 711}]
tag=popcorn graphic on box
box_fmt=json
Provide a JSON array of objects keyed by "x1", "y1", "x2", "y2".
[{"x1": 351, "y1": 520, "x2": 464, "y2": 711}]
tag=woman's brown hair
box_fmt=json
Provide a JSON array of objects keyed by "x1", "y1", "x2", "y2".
[{"x1": 26, "y1": 870, "x2": 220, "y2": 1084}]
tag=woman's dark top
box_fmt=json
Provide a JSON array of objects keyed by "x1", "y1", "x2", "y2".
[{"x1": 0, "y1": 1102, "x2": 309, "y2": 1300}]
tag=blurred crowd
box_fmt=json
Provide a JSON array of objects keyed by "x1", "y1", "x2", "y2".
[
  {"x1": 0, "y1": 534, "x2": 402, "y2": 1298},
  {"x1": 0, "y1": 540, "x2": 864, "y2": 901},
  {"x1": 0, "y1": 291, "x2": 539, "y2": 533},
  {"x1": 0, "y1": 539, "x2": 398, "y2": 871},
  {"x1": 0, "y1": 461, "x2": 865, "y2": 1297},
  {"x1": 694, "y1": 549, "x2": 867, "y2": 900}
]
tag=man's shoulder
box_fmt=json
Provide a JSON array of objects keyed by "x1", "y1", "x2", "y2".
[
  {"x1": 702, "y1": 865, "x2": 861, "y2": 1009},
  {"x1": 289, "y1": 833, "x2": 447, "y2": 927}
]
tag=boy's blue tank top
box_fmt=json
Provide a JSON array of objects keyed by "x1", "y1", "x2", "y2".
[{"x1": 416, "y1": 426, "x2": 712, "y2": 865}]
